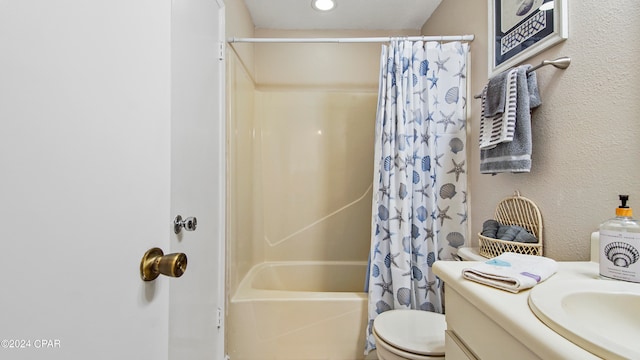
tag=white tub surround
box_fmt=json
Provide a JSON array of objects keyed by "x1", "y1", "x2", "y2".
[
  {"x1": 233, "y1": 261, "x2": 367, "y2": 297},
  {"x1": 227, "y1": 261, "x2": 376, "y2": 360},
  {"x1": 433, "y1": 261, "x2": 601, "y2": 360}
]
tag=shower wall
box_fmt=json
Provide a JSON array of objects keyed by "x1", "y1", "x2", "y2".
[
  {"x1": 258, "y1": 89, "x2": 375, "y2": 262},
  {"x1": 227, "y1": 27, "x2": 417, "y2": 293},
  {"x1": 227, "y1": 49, "x2": 261, "y2": 295}
]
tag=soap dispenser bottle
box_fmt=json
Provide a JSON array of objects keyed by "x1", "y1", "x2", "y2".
[{"x1": 599, "y1": 195, "x2": 640, "y2": 282}]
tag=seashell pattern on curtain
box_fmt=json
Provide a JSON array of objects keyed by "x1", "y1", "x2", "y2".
[{"x1": 365, "y1": 40, "x2": 469, "y2": 354}]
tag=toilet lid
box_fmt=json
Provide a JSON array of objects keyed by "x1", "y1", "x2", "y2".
[{"x1": 373, "y1": 309, "x2": 446, "y2": 356}]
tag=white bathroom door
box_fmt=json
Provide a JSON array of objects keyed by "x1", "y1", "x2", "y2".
[
  {"x1": 168, "y1": 0, "x2": 226, "y2": 359},
  {"x1": 0, "y1": 0, "x2": 225, "y2": 359},
  {"x1": 0, "y1": 1, "x2": 174, "y2": 359}
]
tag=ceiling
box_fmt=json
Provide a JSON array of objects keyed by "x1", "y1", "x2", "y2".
[{"x1": 242, "y1": 0, "x2": 443, "y2": 31}]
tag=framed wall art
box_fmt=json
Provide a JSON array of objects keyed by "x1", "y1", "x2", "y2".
[{"x1": 489, "y1": 0, "x2": 568, "y2": 77}]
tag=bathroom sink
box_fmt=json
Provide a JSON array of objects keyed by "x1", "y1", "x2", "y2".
[{"x1": 528, "y1": 279, "x2": 640, "y2": 360}]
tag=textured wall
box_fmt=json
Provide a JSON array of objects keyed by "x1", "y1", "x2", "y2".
[{"x1": 423, "y1": 0, "x2": 640, "y2": 260}]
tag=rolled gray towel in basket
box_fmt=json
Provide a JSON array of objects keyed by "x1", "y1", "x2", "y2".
[
  {"x1": 481, "y1": 219, "x2": 500, "y2": 238},
  {"x1": 482, "y1": 221, "x2": 538, "y2": 244},
  {"x1": 512, "y1": 227, "x2": 538, "y2": 243}
]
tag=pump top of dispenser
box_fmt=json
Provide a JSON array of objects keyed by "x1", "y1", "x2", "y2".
[{"x1": 616, "y1": 195, "x2": 633, "y2": 217}]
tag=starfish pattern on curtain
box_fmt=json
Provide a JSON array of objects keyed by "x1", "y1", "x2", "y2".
[{"x1": 365, "y1": 40, "x2": 469, "y2": 354}]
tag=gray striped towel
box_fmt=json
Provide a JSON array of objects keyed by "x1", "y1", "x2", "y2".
[{"x1": 479, "y1": 68, "x2": 518, "y2": 149}]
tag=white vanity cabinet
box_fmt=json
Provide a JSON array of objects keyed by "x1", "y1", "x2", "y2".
[
  {"x1": 432, "y1": 261, "x2": 601, "y2": 360},
  {"x1": 443, "y1": 285, "x2": 540, "y2": 359},
  {"x1": 444, "y1": 329, "x2": 477, "y2": 360}
]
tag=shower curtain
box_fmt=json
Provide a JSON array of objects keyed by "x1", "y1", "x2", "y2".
[{"x1": 365, "y1": 40, "x2": 469, "y2": 353}]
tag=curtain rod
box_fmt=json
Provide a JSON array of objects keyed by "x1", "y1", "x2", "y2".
[{"x1": 227, "y1": 35, "x2": 474, "y2": 44}]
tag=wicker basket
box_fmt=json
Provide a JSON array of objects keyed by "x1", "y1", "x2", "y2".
[{"x1": 478, "y1": 191, "x2": 543, "y2": 258}]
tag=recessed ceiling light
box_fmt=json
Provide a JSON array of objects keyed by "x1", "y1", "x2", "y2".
[{"x1": 312, "y1": 0, "x2": 336, "y2": 12}]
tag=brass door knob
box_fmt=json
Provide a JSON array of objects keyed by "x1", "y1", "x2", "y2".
[{"x1": 140, "y1": 247, "x2": 188, "y2": 281}]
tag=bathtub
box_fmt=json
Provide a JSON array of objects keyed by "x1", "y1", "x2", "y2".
[{"x1": 227, "y1": 261, "x2": 377, "y2": 360}]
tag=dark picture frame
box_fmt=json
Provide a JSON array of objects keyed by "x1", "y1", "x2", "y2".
[{"x1": 489, "y1": 0, "x2": 568, "y2": 77}]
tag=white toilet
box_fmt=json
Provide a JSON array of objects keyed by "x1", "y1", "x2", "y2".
[
  {"x1": 372, "y1": 247, "x2": 485, "y2": 359},
  {"x1": 373, "y1": 309, "x2": 446, "y2": 359}
]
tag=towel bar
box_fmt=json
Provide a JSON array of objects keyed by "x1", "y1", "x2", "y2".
[{"x1": 473, "y1": 57, "x2": 571, "y2": 99}]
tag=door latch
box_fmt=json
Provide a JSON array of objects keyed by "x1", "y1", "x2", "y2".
[{"x1": 174, "y1": 215, "x2": 197, "y2": 234}]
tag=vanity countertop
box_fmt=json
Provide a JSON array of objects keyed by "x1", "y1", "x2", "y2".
[{"x1": 433, "y1": 260, "x2": 601, "y2": 360}]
